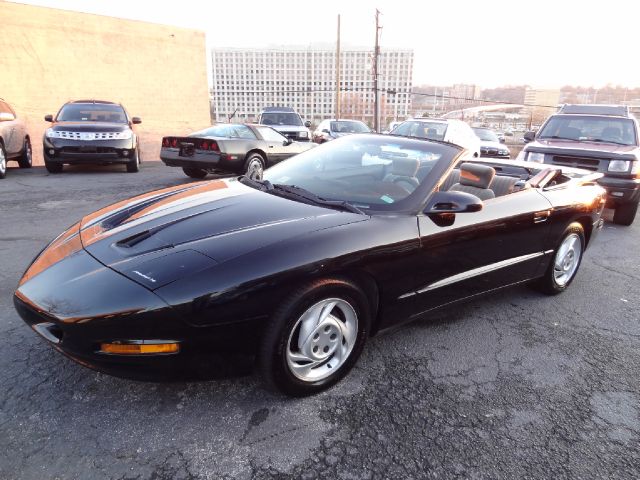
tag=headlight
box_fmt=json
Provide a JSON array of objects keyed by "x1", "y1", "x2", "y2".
[
  {"x1": 608, "y1": 160, "x2": 630, "y2": 172},
  {"x1": 631, "y1": 161, "x2": 639, "y2": 175},
  {"x1": 527, "y1": 152, "x2": 545, "y2": 163},
  {"x1": 298, "y1": 131, "x2": 308, "y2": 138}
]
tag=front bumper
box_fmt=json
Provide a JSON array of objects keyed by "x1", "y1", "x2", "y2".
[
  {"x1": 596, "y1": 176, "x2": 640, "y2": 206},
  {"x1": 43, "y1": 137, "x2": 135, "y2": 164},
  {"x1": 14, "y1": 249, "x2": 255, "y2": 380}
]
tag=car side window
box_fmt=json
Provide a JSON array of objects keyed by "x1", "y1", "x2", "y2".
[
  {"x1": 257, "y1": 126, "x2": 287, "y2": 143},
  {"x1": 234, "y1": 125, "x2": 257, "y2": 139}
]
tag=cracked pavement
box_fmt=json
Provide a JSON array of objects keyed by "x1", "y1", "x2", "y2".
[{"x1": 1, "y1": 164, "x2": 638, "y2": 479}]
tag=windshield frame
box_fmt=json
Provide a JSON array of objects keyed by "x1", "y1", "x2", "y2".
[
  {"x1": 55, "y1": 103, "x2": 129, "y2": 124},
  {"x1": 260, "y1": 112, "x2": 304, "y2": 127},
  {"x1": 261, "y1": 134, "x2": 462, "y2": 215},
  {"x1": 538, "y1": 114, "x2": 638, "y2": 146},
  {"x1": 330, "y1": 120, "x2": 371, "y2": 134},
  {"x1": 472, "y1": 128, "x2": 500, "y2": 142}
]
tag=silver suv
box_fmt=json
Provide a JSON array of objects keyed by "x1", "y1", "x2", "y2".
[
  {"x1": 0, "y1": 98, "x2": 32, "y2": 179},
  {"x1": 257, "y1": 107, "x2": 311, "y2": 142}
]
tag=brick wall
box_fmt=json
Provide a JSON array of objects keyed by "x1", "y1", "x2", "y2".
[{"x1": 0, "y1": 2, "x2": 211, "y2": 166}]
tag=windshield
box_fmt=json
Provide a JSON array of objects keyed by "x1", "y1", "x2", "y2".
[
  {"x1": 56, "y1": 103, "x2": 127, "y2": 123},
  {"x1": 260, "y1": 112, "x2": 303, "y2": 127},
  {"x1": 472, "y1": 128, "x2": 499, "y2": 142},
  {"x1": 330, "y1": 121, "x2": 370, "y2": 133},
  {"x1": 262, "y1": 135, "x2": 459, "y2": 211},
  {"x1": 191, "y1": 124, "x2": 256, "y2": 139},
  {"x1": 391, "y1": 121, "x2": 448, "y2": 141},
  {"x1": 538, "y1": 115, "x2": 637, "y2": 146}
]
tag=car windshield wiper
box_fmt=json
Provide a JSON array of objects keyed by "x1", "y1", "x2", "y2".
[
  {"x1": 544, "y1": 135, "x2": 582, "y2": 142},
  {"x1": 239, "y1": 176, "x2": 274, "y2": 191},
  {"x1": 590, "y1": 138, "x2": 632, "y2": 146},
  {"x1": 270, "y1": 184, "x2": 365, "y2": 215}
]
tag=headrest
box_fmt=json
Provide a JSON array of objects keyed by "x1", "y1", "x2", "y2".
[
  {"x1": 459, "y1": 163, "x2": 495, "y2": 189},
  {"x1": 391, "y1": 157, "x2": 420, "y2": 177}
]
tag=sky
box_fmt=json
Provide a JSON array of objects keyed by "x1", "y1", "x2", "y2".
[{"x1": 11, "y1": 0, "x2": 640, "y2": 89}]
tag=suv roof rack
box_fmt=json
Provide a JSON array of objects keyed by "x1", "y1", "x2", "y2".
[
  {"x1": 262, "y1": 106, "x2": 295, "y2": 113},
  {"x1": 559, "y1": 104, "x2": 630, "y2": 117},
  {"x1": 71, "y1": 99, "x2": 118, "y2": 105}
]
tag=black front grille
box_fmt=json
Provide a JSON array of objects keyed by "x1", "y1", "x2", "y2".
[
  {"x1": 61, "y1": 146, "x2": 118, "y2": 154},
  {"x1": 551, "y1": 155, "x2": 602, "y2": 171}
]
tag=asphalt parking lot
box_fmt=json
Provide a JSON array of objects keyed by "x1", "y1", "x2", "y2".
[{"x1": 1, "y1": 163, "x2": 639, "y2": 480}]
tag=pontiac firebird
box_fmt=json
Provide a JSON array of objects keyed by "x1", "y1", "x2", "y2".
[{"x1": 14, "y1": 134, "x2": 606, "y2": 396}]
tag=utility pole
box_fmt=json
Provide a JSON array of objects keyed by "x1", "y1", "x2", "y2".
[
  {"x1": 335, "y1": 15, "x2": 341, "y2": 121},
  {"x1": 373, "y1": 9, "x2": 381, "y2": 132}
]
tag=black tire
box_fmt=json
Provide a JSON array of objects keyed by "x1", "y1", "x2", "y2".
[
  {"x1": 244, "y1": 153, "x2": 265, "y2": 181},
  {"x1": 18, "y1": 137, "x2": 32, "y2": 168},
  {"x1": 126, "y1": 148, "x2": 140, "y2": 173},
  {"x1": 182, "y1": 167, "x2": 208, "y2": 179},
  {"x1": 532, "y1": 222, "x2": 585, "y2": 295},
  {"x1": 44, "y1": 159, "x2": 63, "y2": 173},
  {"x1": 0, "y1": 142, "x2": 6, "y2": 179},
  {"x1": 612, "y1": 201, "x2": 638, "y2": 226},
  {"x1": 258, "y1": 277, "x2": 371, "y2": 396}
]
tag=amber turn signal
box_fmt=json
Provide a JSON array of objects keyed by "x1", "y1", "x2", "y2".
[{"x1": 100, "y1": 342, "x2": 179, "y2": 355}]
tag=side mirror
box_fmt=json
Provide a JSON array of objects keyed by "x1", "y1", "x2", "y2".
[
  {"x1": 304, "y1": 120, "x2": 311, "y2": 128},
  {"x1": 283, "y1": 138, "x2": 292, "y2": 146},
  {"x1": 523, "y1": 131, "x2": 535, "y2": 143},
  {"x1": 499, "y1": 137, "x2": 506, "y2": 144},
  {"x1": 44, "y1": 114, "x2": 53, "y2": 122},
  {"x1": 131, "y1": 117, "x2": 142, "y2": 124},
  {"x1": 425, "y1": 190, "x2": 483, "y2": 215}
]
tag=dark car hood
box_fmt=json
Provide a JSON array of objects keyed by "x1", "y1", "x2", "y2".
[
  {"x1": 528, "y1": 139, "x2": 639, "y2": 158},
  {"x1": 79, "y1": 179, "x2": 366, "y2": 289},
  {"x1": 51, "y1": 121, "x2": 130, "y2": 132}
]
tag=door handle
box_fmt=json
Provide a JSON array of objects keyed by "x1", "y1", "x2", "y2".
[
  {"x1": 268, "y1": 145, "x2": 274, "y2": 148},
  {"x1": 533, "y1": 210, "x2": 551, "y2": 223}
]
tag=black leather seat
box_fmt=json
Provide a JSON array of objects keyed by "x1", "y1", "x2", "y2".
[
  {"x1": 489, "y1": 175, "x2": 519, "y2": 197},
  {"x1": 449, "y1": 163, "x2": 496, "y2": 200}
]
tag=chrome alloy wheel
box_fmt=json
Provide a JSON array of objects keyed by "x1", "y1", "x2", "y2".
[
  {"x1": 286, "y1": 298, "x2": 358, "y2": 382},
  {"x1": 553, "y1": 233, "x2": 582, "y2": 287},
  {"x1": 0, "y1": 148, "x2": 6, "y2": 175},
  {"x1": 246, "y1": 158, "x2": 264, "y2": 180}
]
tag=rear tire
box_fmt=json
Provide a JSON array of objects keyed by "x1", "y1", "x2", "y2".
[
  {"x1": 612, "y1": 201, "x2": 638, "y2": 226},
  {"x1": 533, "y1": 222, "x2": 585, "y2": 295},
  {"x1": 45, "y1": 159, "x2": 63, "y2": 173},
  {"x1": 244, "y1": 153, "x2": 265, "y2": 181},
  {"x1": 18, "y1": 137, "x2": 32, "y2": 168},
  {"x1": 0, "y1": 142, "x2": 6, "y2": 179},
  {"x1": 126, "y1": 148, "x2": 140, "y2": 173},
  {"x1": 182, "y1": 167, "x2": 207, "y2": 179},
  {"x1": 258, "y1": 277, "x2": 370, "y2": 396}
]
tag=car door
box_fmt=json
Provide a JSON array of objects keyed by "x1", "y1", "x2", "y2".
[
  {"x1": 255, "y1": 126, "x2": 299, "y2": 164},
  {"x1": 0, "y1": 100, "x2": 19, "y2": 155},
  {"x1": 401, "y1": 187, "x2": 553, "y2": 319}
]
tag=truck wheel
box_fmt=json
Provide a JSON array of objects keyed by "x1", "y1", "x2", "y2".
[
  {"x1": 45, "y1": 160, "x2": 63, "y2": 173},
  {"x1": 182, "y1": 167, "x2": 207, "y2": 179},
  {"x1": 0, "y1": 143, "x2": 6, "y2": 179},
  {"x1": 18, "y1": 137, "x2": 32, "y2": 168},
  {"x1": 612, "y1": 201, "x2": 638, "y2": 226},
  {"x1": 126, "y1": 148, "x2": 140, "y2": 173}
]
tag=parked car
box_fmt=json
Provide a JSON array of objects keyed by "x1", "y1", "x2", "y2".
[
  {"x1": 14, "y1": 134, "x2": 606, "y2": 396},
  {"x1": 160, "y1": 123, "x2": 316, "y2": 180},
  {"x1": 390, "y1": 118, "x2": 481, "y2": 159},
  {"x1": 257, "y1": 106, "x2": 311, "y2": 142},
  {"x1": 519, "y1": 104, "x2": 640, "y2": 225},
  {"x1": 0, "y1": 98, "x2": 32, "y2": 179},
  {"x1": 472, "y1": 127, "x2": 510, "y2": 159},
  {"x1": 43, "y1": 100, "x2": 142, "y2": 173},
  {"x1": 313, "y1": 119, "x2": 371, "y2": 143}
]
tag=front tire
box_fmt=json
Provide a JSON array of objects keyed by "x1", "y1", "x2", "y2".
[
  {"x1": 126, "y1": 148, "x2": 140, "y2": 173},
  {"x1": 612, "y1": 201, "x2": 638, "y2": 226},
  {"x1": 244, "y1": 153, "x2": 265, "y2": 181},
  {"x1": 182, "y1": 167, "x2": 207, "y2": 179},
  {"x1": 44, "y1": 159, "x2": 63, "y2": 173},
  {"x1": 18, "y1": 137, "x2": 32, "y2": 168},
  {"x1": 533, "y1": 223, "x2": 585, "y2": 295},
  {"x1": 0, "y1": 142, "x2": 6, "y2": 179},
  {"x1": 258, "y1": 278, "x2": 371, "y2": 396}
]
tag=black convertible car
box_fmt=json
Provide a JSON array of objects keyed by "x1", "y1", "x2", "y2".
[
  {"x1": 160, "y1": 123, "x2": 315, "y2": 180},
  {"x1": 15, "y1": 135, "x2": 606, "y2": 396}
]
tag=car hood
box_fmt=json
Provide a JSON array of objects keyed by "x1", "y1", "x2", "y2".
[
  {"x1": 479, "y1": 140, "x2": 507, "y2": 149},
  {"x1": 79, "y1": 178, "x2": 366, "y2": 289},
  {"x1": 270, "y1": 125, "x2": 309, "y2": 133},
  {"x1": 528, "y1": 139, "x2": 639, "y2": 156},
  {"x1": 51, "y1": 121, "x2": 130, "y2": 132}
]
